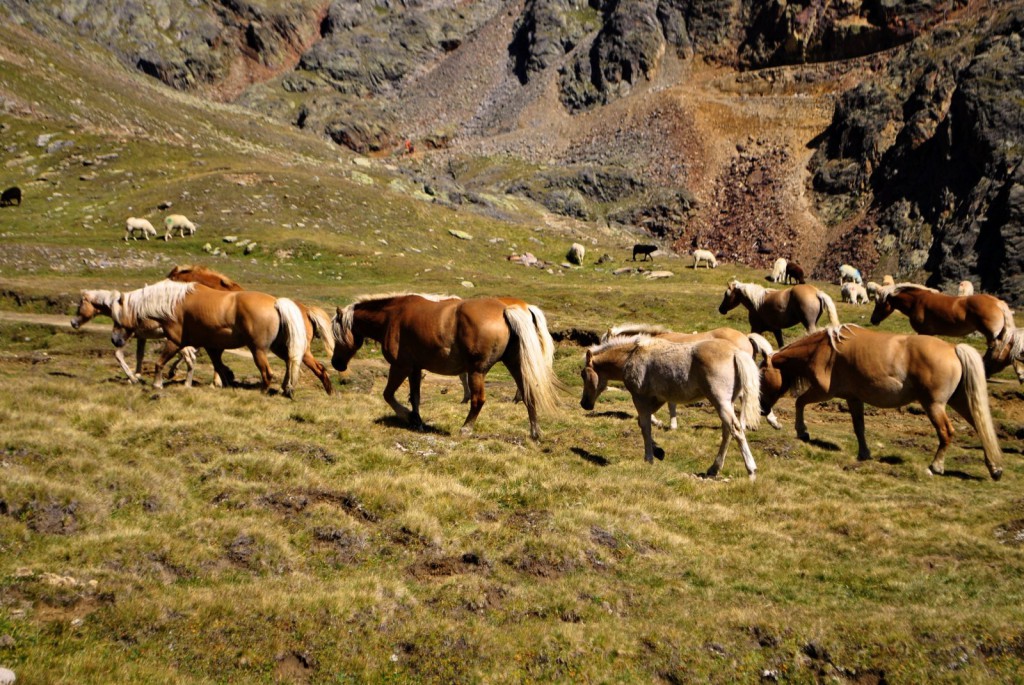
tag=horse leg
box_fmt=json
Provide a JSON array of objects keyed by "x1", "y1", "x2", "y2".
[
  {"x1": 249, "y1": 346, "x2": 275, "y2": 394},
  {"x1": 207, "y1": 348, "x2": 234, "y2": 388},
  {"x1": 134, "y1": 337, "x2": 146, "y2": 378},
  {"x1": 382, "y1": 366, "x2": 415, "y2": 425},
  {"x1": 946, "y1": 392, "x2": 1002, "y2": 480},
  {"x1": 152, "y1": 341, "x2": 180, "y2": 390},
  {"x1": 848, "y1": 398, "x2": 871, "y2": 461},
  {"x1": 772, "y1": 330, "x2": 784, "y2": 349},
  {"x1": 113, "y1": 347, "x2": 139, "y2": 384},
  {"x1": 632, "y1": 397, "x2": 664, "y2": 463},
  {"x1": 180, "y1": 347, "x2": 197, "y2": 388},
  {"x1": 460, "y1": 371, "x2": 488, "y2": 436},
  {"x1": 408, "y1": 370, "x2": 425, "y2": 429},
  {"x1": 1013, "y1": 358, "x2": 1024, "y2": 384},
  {"x1": 922, "y1": 401, "x2": 955, "y2": 476},
  {"x1": 668, "y1": 403, "x2": 678, "y2": 430},
  {"x1": 302, "y1": 351, "x2": 333, "y2": 395},
  {"x1": 459, "y1": 372, "x2": 471, "y2": 403}
]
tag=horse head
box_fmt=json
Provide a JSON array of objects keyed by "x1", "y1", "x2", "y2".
[
  {"x1": 868, "y1": 291, "x2": 894, "y2": 325},
  {"x1": 758, "y1": 355, "x2": 787, "y2": 418},
  {"x1": 330, "y1": 306, "x2": 363, "y2": 373},
  {"x1": 70, "y1": 295, "x2": 99, "y2": 329},
  {"x1": 109, "y1": 293, "x2": 137, "y2": 348},
  {"x1": 71, "y1": 290, "x2": 118, "y2": 329},
  {"x1": 718, "y1": 281, "x2": 740, "y2": 315},
  {"x1": 579, "y1": 349, "x2": 607, "y2": 411}
]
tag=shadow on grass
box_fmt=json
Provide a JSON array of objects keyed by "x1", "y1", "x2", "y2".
[
  {"x1": 802, "y1": 437, "x2": 841, "y2": 451},
  {"x1": 938, "y1": 469, "x2": 985, "y2": 482},
  {"x1": 878, "y1": 455, "x2": 905, "y2": 465},
  {"x1": 571, "y1": 447, "x2": 610, "y2": 467},
  {"x1": 589, "y1": 410, "x2": 632, "y2": 421},
  {"x1": 373, "y1": 415, "x2": 450, "y2": 436}
]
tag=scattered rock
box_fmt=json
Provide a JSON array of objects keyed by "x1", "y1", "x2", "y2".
[
  {"x1": 460, "y1": 280, "x2": 474, "y2": 288},
  {"x1": 448, "y1": 229, "x2": 473, "y2": 240},
  {"x1": 244, "y1": 242, "x2": 257, "y2": 255},
  {"x1": 223, "y1": 236, "x2": 238, "y2": 243},
  {"x1": 202, "y1": 243, "x2": 213, "y2": 253},
  {"x1": 158, "y1": 201, "x2": 173, "y2": 210},
  {"x1": 645, "y1": 270, "x2": 674, "y2": 279}
]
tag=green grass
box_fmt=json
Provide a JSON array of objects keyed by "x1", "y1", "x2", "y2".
[{"x1": 1, "y1": 17, "x2": 1024, "y2": 685}]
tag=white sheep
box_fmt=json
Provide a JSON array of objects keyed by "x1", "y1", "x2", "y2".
[
  {"x1": 164, "y1": 214, "x2": 197, "y2": 240},
  {"x1": 124, "y1": 217, "x2": 156, "y2": 240},
  {"x1": 770, "y1": 257, "x2": 787, "y2": 283},
  {"x1": 958, "y1": 280, "x2": 974, "y2": 296},
  {"x1": 839, "y1": 264, "x2": 862, "y2": 284},
  {"x1": 692, "y1": 249, "x2": 718, "y2": 269},
  {"x1": 841, "y1": 282, "x2": 869, "y2": 305}
]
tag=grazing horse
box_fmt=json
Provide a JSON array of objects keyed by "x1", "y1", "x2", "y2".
[
  {"x1": 784, "y1": 261, "x2": 806, "y2": 284},
  {"x1": 331, "y1": 294, "x2": 559, "y2": 440},
  {"x1": 166, "y1": 265, "x2": 335, "y2": 376},
  {"x1": 870, "y1": 284, "x2": 1015, "y2": 347},
  {"x1": 632, "y1": 244, "x2": 657, "y2": 261},
  {"x1": 692, "y1": 249, "x2": 718, "y2": 269},
  {"x1": 109, "y1": 281, "x2": 320, "y2": 398},
  {"x1": 70, "y1": 289, "x2": 199, "y2": 385},
  {"x1": 769, "y1": 258, "x2": 787, "y2": 283},
  {"x1": 760, "y1": 325, "x2": 1003, "y2": 480},
  {"x1": 718, "y1": 280, "x2": 840, "y2": 347},
  {"x1": 600, "y1": 323, "x2": 779, "y2": 430},
  {"x1": 580, "y1": 335, "x2": 760, "y2": 479}
]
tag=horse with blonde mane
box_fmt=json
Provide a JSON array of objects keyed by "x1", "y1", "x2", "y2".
[
  {"x1": 70, "y1": 289, "x2": 199, "y2": 385},
  {"x1": 760, "y1": 325, "x2": 1003, "y2": 480},
  {"x1": 167, "y1": 265, "x2": 334, "y2": 390},
  {"x1": 718, "y1": 279, "x2": 840, "y2": 347},
  {"x1": 870, "y1": 283, "x2": 1015, "y2": 347},
  {"x1": 580, "y1": 335, "x2": 761, "y2": 479},
  {"x1": 331, "y1": 294, "x2": 559, "y2": 440},
  {"x1": 600, "y1": 323, "x2": 779, "y2": 430},
  {"x1": 109, "y1": 280, "x2": 322, "y2": 397}
]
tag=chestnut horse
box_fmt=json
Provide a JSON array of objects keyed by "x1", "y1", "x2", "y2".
[
  {"x1": 600, "y1": 323, "x2": 779, "y2": 430},
  {"x1": 70, "y1": 290, "x2": 198, "y2": 385},
  {"x1": 580, "y1": 335, "x2": 761, "y2": 479},
  {"x1": 109, "y1": 280, "x2": 322, "y2": 397},
  {"x1": 718, "y1": 280, "x2": 840, "y2": 347},
  {"x1": 331, "y1": 294, "x2": 559, "y2": 440},
  {"x1": 760, "y1": 325, "x2": 1003, "y2": 480},
  {"x1": 167, "y1": 265, "x2": 334, "y2": 389},
  {"x1": 870, "y1": 283, "x2": 1015, "y2": 345}
]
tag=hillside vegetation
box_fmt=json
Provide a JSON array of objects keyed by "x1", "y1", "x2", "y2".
[{"x1": 1, "y1": 7, "x2": 1024, "y2": 685}]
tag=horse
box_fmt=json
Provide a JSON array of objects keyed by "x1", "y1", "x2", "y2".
[
  {"x1": 166, "y1": 264, "x2": 335, "y2": 391},
  {"x1": 870, "y1": 283, "x2": 1015, "y2": 348},
  {"x1": 124, "y1": 217, "x2": 156, "y2": 240},
  {"x1": 600, "y1": 323, "x2": 780, "y2": 430},
  {"x1": 841, "y1": 282, "x2": 869, "y2": 305},
  {"x1": 70, "y1": 289, "x2": 200, "y2": 385},
  {"x1": 692, "y1": 249, "x2": 718, "y2": 269},
  {"x1": 1, "y1": 186, "x2": 21, "y2": 207},
  {"x1": 331, "y1": 294, "x2": 559, "y2": 440},
  {"x1": 163, "y1": 214, "x2": 197, "y2": 240},
  {"x1": 784, "y1": 261, "x2": 806, "y2": 284},
  {"x1": 760, "y1": 325, "x2": 1003, "y2": 480},
  {"x1": 109, "y1": 280, "x2": 320, "y2": 398},
  {"x1": 986, "y1": 330, "x2": 1024, "y2": 383},
  {"x1": 718, "y1": 279, "x2": 841, "y2": 348},
  {"x1": 958, "y1": 280, "x2": 975, "y2": 296},
  {"x1": 769, "y1": 257, "x2": 787, "y2": 283},
  {"x1": 866, "y1": 281, "x2": 881, "y2": 301},
  {"x1": 580, "y1": 335, "x2": 761, "y2": 479},
  {"x1": 632, "y1": 244, "x2": 657, "y2": 261},
  {"x1": 839, "y1": 264, "x2": 862, "y2": 284}
]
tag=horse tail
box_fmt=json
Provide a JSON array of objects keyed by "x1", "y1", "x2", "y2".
[
  {"x1": 275, "y1": 298, "x2": 307, "y2": 395},
  {"x1": 746, "y1": 332, "x2": 774, "y2": 362},
  {"x1": 818, "y1": 290, "x2": 841, "y2": 328},
  {"x1": 996, "y1": 299, "x2": 1016, "y2": 339},
  {"x1": 955, "y1": 343, "x2": 1003, "y2": 479},
  {"x1": 504, "y1": 304, "x2": 560, "y2": 415},
  {"x1": 303, "y1": 304, "x2": 335, "y2": 357},
  {"x1": 734, "y1": 348, "x2": 761, "y2": 431}
]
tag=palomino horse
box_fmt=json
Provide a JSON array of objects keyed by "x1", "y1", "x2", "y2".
[
  {"x1": 167, "y1": 264, "x2": 335, "y2": 388},
  {"x1": 331, "y1": 294, "x2": 559, "y2": 440},
  {"x1": 760, "y1": 325, "x2": 1003, "y2": 480},
  {"x1": 718, "y1": 280, "x2": 840, "y2": 347},
  {"x1": 70, "y1": 290, "x2": 198, "y2": 385},
  {"x1": 109, "y1": 280, "x2": 321, "y2": 397},
  {"x1": 580, "y1": 335, "x2": 761, "y2": 479},
  {"x1": 870, "y1": 283, "x2": 1015, "y2": 346},
  {"x1": 600, "y1": 323, "x2": 780, "y2": 430}
]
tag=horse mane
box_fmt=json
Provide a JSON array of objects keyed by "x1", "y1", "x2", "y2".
[
  {"x1": 731, "y1": 281, "x2": 772, "y2": 308},
  {"x1": 167, "y1": 264, "x2": 244, "y2": 291},
  {"x1": 602, "y1": 323, "x2": 667, "y2": 342},
  {"x1": 119, "y1": 280, "x2": 196, "y2": 323},
  {"x1": 587, "y1": 334, "x2": 649, "y2": 356},
  {"x1": 81, "y1": 289, "x2": 121, "y2": 309}
]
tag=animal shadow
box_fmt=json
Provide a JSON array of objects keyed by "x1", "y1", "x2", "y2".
[
  {"x1": 878, "y1": 456, "x2": 905, "y2": 465},
  {"x1": 571, "y1": 447, "x2": 609, "y2": 467},
  {"x1": 589, "y1": 410, "x2": 632, "y2": 421},
  {"x1": 802, "y1": 437, "x2": 841, "y2": 452},
  {"x1": 937, "y1": 469, "x2": 985, "y2": 482},
  {"x1": 373, "y1": 415, "x2": 449, "y2": 436}
]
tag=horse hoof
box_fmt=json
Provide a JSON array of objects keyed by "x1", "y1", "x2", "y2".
[
  {"x1": 653, "y1": 447, "x2": 665, "y2": 461},
  {"x1": 797, "y1": 432, "x2": 810, "y2": 442},
  {"x1": 748, "y1": 472, "x2": 757, "y2": 482},
  {"x1": 991, "y1": 468, "x2": 1003, "y2": 481},
  {"x1": 928, "y1": 465, "x2": 944, "y2": 476}
]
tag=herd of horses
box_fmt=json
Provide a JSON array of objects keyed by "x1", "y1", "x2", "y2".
[{"x1": 70, "y1": 265, "x2": 1023, "y2": 482}]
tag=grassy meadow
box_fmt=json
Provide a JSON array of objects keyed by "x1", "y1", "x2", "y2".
[{"x1": 2, "y1": 19, "x2": 1024, "y2": 685}]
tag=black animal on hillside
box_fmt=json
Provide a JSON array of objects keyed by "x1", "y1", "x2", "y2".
[
  {"x1": 632, "y1": 244, "x2": 657, "y2": 261},
  {"x1": 785, "y1": 261, "x2": 806, "y2": 284},
  {"x1": 0, "y1": 186, "x2": 21, "y2": 207}
]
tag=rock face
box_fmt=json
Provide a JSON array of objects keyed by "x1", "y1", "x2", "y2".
[{"x1": 810, "y1": 7, "x2": 1024, "y2": 303}]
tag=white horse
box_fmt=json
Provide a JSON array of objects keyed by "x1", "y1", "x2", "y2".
[
  {"x1": 124, "y1": 217, "x2": 157, "y2": 240},
  {"x1": 958, "y1": 280, "x2": 975, "y2": 296},
  {"x1": 839, "y1": 264, "x2": 862, "y2": 284},
  {"x1": 770, "y1": 257, "x2": 787, "y2": 283},
  {"x1": 581, "y1": 335, "x2": 761, "y2": 479},
  {"x1": 164, "y1": 214, "x2": 197, "y2": 240},
  {"x1": 692, "y1": 249, "x2": 718, "y2": 269},
  {"x1": 841, "y1": 282, "x2": 869, "y2": 305},
  {"x1": 70, "y1": 289, "x2": 203, "y2": 386}
]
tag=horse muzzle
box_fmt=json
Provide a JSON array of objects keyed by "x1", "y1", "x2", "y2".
[
  {"x1": 111, "y1": 330, "x2": 129, "y2": 348},
  {"x1": 580, "y1": 399, "x2": 594, "y2": 411},
  {"x1": 70, "y1": 318, "x2": 81, "y2": 330}
]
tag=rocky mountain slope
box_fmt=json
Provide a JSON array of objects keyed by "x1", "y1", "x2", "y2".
[{"x1": 3, "y1": 0, "x2": 1023, "y2": 301}]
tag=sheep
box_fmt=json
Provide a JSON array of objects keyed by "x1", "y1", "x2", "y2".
[
  {"x1": 841, "y1": 282, "x2": 869, "y2": 305},
  {"x1": 164, "y1": 214, "x2": 197, "y2": 240},
  {"x1": 124, "y1": 217, "x2": 157, "y2": 240},
  {"x1": 692, "y1": 249, "x2": 718, "y2": 269},
  {"x1": 769, "y1": 257, "x2": 787, "y2": 283},
  {"x1": 839, "y1": 263, "x2": 862, "y2": 284},
  {"x1": 958, "y1": 280, "x2": 974, "y2": 296}
]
